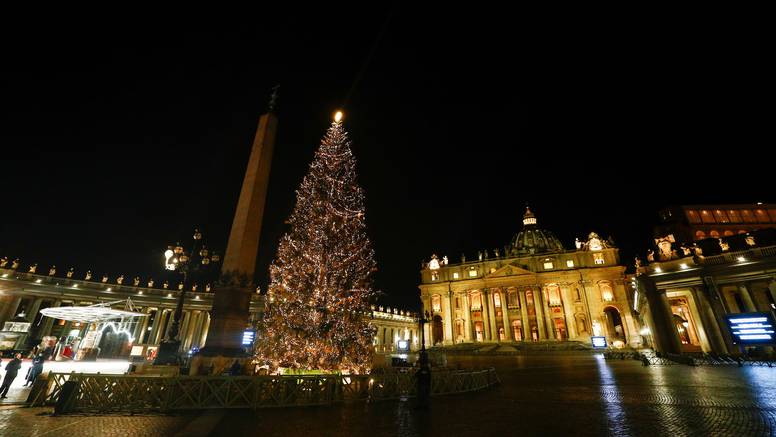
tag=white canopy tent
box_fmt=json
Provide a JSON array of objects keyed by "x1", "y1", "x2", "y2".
[{"x1": 39, "y1": 299, "x2": 147, "y2": 359}]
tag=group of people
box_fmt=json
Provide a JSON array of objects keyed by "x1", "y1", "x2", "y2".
[{"x1": 0, "y1": 350, "x2": 47, "y2": 399}]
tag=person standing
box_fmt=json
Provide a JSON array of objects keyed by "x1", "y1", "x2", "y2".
[
  {"x1": 0, "y1": 353, "x2": 22, "y2": 398},
  {"x1": 24, "y1": 353, "x2": 44, "y2": 387}
]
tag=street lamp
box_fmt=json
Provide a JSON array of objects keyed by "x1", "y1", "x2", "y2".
[
  {"x1": 416, "y1": 302, "x2": 432, "y2": 408},
  {"x1": 154, "y1": 228, "x2": 221, "y2": 366}
]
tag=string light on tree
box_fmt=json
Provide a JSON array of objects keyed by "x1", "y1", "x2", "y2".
[{"x1": 256, "y1": 114, "x2": 376, "y2": 374}]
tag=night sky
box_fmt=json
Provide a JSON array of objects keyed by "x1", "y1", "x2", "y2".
[{"x1": 0, "y1": 11, "x2": 771, "y2": 310}]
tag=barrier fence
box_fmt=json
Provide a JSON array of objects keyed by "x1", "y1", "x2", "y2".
[{"x1": 29, "y1": 368, "x2": 499, "y2": 412}]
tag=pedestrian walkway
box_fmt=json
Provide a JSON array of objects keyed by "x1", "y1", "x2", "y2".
[
  {"x1": 0, "y1": 405, "x2": 191, "y2": 437},
  {"x1": 0, "y1": 358, "x2": 131, "y2": 404}
]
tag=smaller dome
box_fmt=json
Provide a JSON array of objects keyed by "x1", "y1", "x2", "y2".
[{"x1": 510, "y1": 207, "x2": 565, "y2": 255}]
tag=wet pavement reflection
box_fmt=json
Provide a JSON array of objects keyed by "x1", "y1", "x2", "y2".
[{"x1": 216, "y1": 352, "x2": 776, "y2": 437}]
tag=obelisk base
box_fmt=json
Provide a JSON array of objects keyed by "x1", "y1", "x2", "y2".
[{"x1": 190, "y1": 285, "x2": 257, "y2": 376}]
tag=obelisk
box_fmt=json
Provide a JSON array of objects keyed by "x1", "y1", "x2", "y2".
[{"x1": 192, "y1": 87, "x2": 278, "y2": 374}]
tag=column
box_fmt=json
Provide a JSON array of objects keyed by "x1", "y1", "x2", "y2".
[
  {"x1": 462, "y1": 292, "x2": 472, "y2": 342},
  {"x1": 487, "y1": 290, "x2": 498, "y2": 341},
  {"x1": 443, "y1": 291, "x2": 454, "y2": 344},
  {"x1": 702, "y1": 277, "x2": 738, "y2": 354},
  {"x1": 480, "y1": 290, "x2": 490, "y2": 341},
  {"x1": 39, "y1": 300, "x2": 62, "y2": 338},
  {"x1": 132, "y1": 307, "x2": 145, "y2": 342},
  {"x1": 179, "y1": 311, "x2": 192, "y2": 348},
  {"x1": 768, "y1": 280, "x2": 776, "y2": 305},
  {"x1": 199, "y1": 312, "x2": 211, "y2": 347},
  {"x1": 690, "y1": 286, "x2": 726, "y2": 354},
  {"x1": 532, "y1": 287, "x2": 547, "y2": 340},
  {"x1": 539, "y1": 285, "x2": 554, "y2": 340},
  {"x1": 519, "y1": 288, "x2": 530, "y2": 341},
  {"x1": 639, "y1": 276, "x2": 682, "y2": 354},
  {"x1": 136, "y1": 309, "x2": 151, "y2": 344},
  {"x1": 561, "y1": 285, "x2": 577, "y2": 339},
  {"x1": 185, "y1": 311, "x2": 201, "y2": 350},
  {"x1": 0, "y1": 296, "x2": 22, "y2": 325},
  {"x1": 500, "y1": 292, "x2": 511, "y2": 341},
  {"x1": 153, "y1": 310, "x2": 168, "y2": 344},
  {"x1": 26, "y1": 298, "x2": 44, "y2": 323},
  {"x1": 737, "y1": 284, "x2": 757, "y2": 312}
]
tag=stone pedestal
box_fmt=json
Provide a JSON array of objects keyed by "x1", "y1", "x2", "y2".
[{"x1": 190, "y1": 286, "x2": 254, "y2": 375}]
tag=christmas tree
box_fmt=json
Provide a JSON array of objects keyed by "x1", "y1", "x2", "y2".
[{"x1": 257, "y1": 113, "x2": 377, "y2": 374}]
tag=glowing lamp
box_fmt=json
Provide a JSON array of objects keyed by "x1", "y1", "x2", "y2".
[{"x1": 334, "y1": 111, "x2": 343, "y2": 122}]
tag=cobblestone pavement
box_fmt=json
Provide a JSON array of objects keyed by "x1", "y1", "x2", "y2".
[
  {"x1": 2, "y1": 353, "x2": 775, "y2": 436},
  {"x1": 216, "y1": 353, "x2": 776, "y2": 437},
  {"x1": 0, "y1": 406, "x2": 192, "y2": 437}
]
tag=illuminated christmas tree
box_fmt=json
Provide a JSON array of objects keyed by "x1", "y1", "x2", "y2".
[{"x1": 257, "y1": 112, "x2": 377, "y2": 374}]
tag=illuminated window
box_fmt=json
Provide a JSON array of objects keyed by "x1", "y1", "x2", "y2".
[
  {"x1": 470, "y1": 292, "x2": 482, "y2": 311},
  {"x1": 431, "y1": 272, "x2": 439, "y2": 281},
  {"x1": 489, "y1": 267, "x2": 496, "y2": 273},
  {"x1": 566, "y1": 260, "x2": 574, "y2": 268},
  {"x1": 712, "y1": 210, "x2": 729, "y2": 223},
  {"x1": 512, "y1": 320, "x2": 523, "y2": 341},
  {"x1": 593, "y1": 253, "x2": 605, "y2": 265},
  {"x1": 494, "y1": 292, "x2": 502, "y2": 308},
  {"x1": 507, "y1": 289, "x2": 519, "y2": 308},
  {"x1": 431, "y1": 295, "x2": 441, "y2": 313},
  {"x1": 727, "y1": 209, "x2": 742, "y2": 222},
  {"x1": 546, "y1": 284, "x2": 562, "y2": 306},
  {"x1": 599, "y1": 282, "x2": 614, "y2": 302},
  {"x1": 710, "y1": 230, "x2": 720, "y2": 238},
  {"x1": 695, "y1": 230, "x2": 706, "y2": 240},
  {"x1": 453, "y1": 272, "x2": 459, "y2": 279},
  {"x1": 723, "y1": 230, "x2": 734, "y2": 236},
  {"x1": 543, "y1": 261, "x2": 554, "y2": 270},
  {"x1": 526, "y1": 290, "x2": 535, "y2": 315},
  {"x1": 468, "y1": 267, "x2": 478, "y2": 277}
]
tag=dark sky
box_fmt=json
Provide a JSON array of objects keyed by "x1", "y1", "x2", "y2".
[{"x1": 0, "y1": 10, "x2": 771, "y2": 310}]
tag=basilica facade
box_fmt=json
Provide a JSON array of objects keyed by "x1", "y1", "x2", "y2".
[{"x1": 418, "y1": 208, "x2": 639, "y2": 348}]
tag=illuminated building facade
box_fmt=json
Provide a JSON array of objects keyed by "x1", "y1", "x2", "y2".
[
  {"x1": 656, "y1": 203, "x2": 776, "y2": 242},
  {"x1": 0, "y1": 262, "x2": 417, "y2": 359},
  {"x1": 418, "y1": 208, "x2": 638, "y2": 348},
  {"x1": 635, "y1": 209, "x2": 776, "y2": 355}
]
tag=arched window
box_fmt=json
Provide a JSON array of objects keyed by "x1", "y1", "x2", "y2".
[
  {"x1": 599, "y1": 282, "x2": 614, "y2": 302},
  {"x1": 695, "y1": 230, "x2": 706, "y2": 239},
  {"x1": 470, "y1": 292, "x2": 482, "y2": 311},
  {"x1": 723, "y1": 230, "x2": 734, "y2": 236},
  {"x1": 494, "y1": 292, "x2": 502, "y2": 308},
  {"x1": 525, "y1": 290, "x2": 535, "y2": 315},
  {"x1": 710, "y1": 230, "x2": 720, "y2": 238}
]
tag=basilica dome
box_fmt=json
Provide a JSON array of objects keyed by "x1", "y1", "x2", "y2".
[{"x1": 509, "y1": 207, "x2": 565, "y2": 255}]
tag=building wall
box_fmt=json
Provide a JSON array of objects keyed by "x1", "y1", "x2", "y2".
[
  {"x1": 0, "y1": 268, "x2": 264, "y2": 356},
  {"x1": 419, "y1": 246, "x2": 637, "y2": 348},
  {"x1": 369, "y1": 307, "x2": 419, "y2": 353},
  {"x1": 635, "y1": 243, "x2": 776, "y2": 355}
]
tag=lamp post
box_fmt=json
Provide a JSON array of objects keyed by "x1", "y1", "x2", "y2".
[
  {"x1": 154, "y1": 228, "x2": 220, "y2": 366},
  {"x1": 416, "y1": 305, "x2": 432, "y2": 408}
]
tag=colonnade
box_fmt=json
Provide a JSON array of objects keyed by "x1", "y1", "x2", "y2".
[{"x1": 424, "y1": 281, "x2": 633, "y2": 347}]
